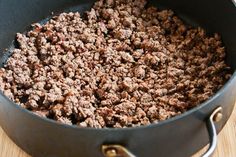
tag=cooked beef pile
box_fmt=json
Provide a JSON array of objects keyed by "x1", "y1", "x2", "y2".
[{"x1": 0, "y1": 0, "x2": 231, "y2": 128}]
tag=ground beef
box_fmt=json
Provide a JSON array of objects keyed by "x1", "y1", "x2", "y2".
[{"x1": 0, "y1": 0, "x2": 231, "y2": 128}]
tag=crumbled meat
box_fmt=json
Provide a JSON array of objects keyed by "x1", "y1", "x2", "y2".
[
  {"x1": 134, "y1": 65, "x2": 146, "y2": 79},
  {"x1": 0, "y1": 0, "x2": 231, "y2": 128},
  {"x1": 114, "y1": 29, "x2": 133, "y2": 40}
]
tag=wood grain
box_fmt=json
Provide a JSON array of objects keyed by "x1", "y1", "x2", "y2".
[{"x1": 0, "y1": 105, "x2": 235, "y2": 157}]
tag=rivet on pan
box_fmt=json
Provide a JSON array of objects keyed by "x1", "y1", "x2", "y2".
[
  {"x1": 213, "y1": 112, "x2": 223, "y2": 122},
  {"x1": 105, "y1": 148, "x2": 118, "y2": 157},
  {"x1": 102, "y1": 144, "x2": 136, "y2": 157}
]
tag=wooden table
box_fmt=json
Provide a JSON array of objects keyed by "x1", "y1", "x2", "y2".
[{"x1": 0, "y1": 105, "x2": 235, "y2": 157}]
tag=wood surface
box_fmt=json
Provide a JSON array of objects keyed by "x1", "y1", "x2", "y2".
[{"x1": 0, "y1": 105, "x2": 235, "y2": 157}]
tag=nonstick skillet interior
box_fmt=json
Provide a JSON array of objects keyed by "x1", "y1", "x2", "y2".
[{"x1": 1, "y1": 0, "x2": 236, "y2": 69}]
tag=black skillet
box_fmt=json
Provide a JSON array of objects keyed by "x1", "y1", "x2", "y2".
[{"x1": 0, "y1": 0, "x2": 236, "y2": 157}]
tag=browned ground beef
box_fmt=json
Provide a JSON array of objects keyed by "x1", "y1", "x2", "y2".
[{"x1": 0, "y1": 0, "x2": 231, "y2": 128}]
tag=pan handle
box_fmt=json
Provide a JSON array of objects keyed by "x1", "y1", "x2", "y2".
[
  {"x1": 101, "y1": 107, "x2": 223, "y2": 157},
  {"x1": 202, "y1": 107, "x2": 223, "y2": 157}
]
